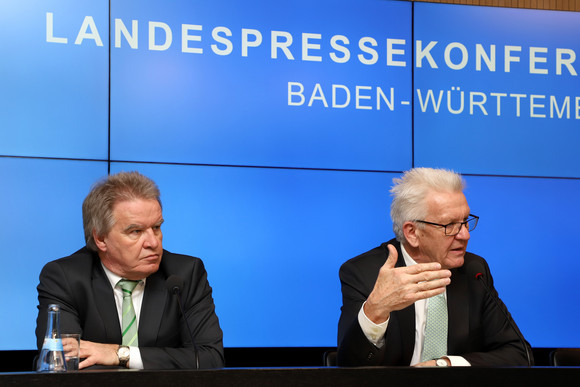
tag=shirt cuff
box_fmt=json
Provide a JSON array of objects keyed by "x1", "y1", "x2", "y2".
[
  {"x1": 446, "y1": 355, "x2": 471, "y2": 367},
  {"x1": 128, "y1": 346, "x2": 144, "y2": 369},
  {"x1": 358, "y1": 301, "x2": 388, "y2": 348}
]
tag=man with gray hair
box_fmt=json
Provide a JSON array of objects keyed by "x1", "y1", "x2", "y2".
[
  {"x1": 36, "y1": 171, "x2": 224, "y2": 370},
  {"x1": 337, "y1": 167, "x2": 532, "y2": 367}
]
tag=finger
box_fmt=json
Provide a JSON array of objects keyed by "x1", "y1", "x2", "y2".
[
  {"x1": 381, "y1": 244, "x2": 398, "y2": 269},
  {"x1": 416, "y1": 277, "x2": 451, "y2": 292},
  {"x1": 412, "y1": 268, "x2": 452, "y2": 283},
  {"x1": 78, "y1": 344, "x2": 93, "y2": 360},
  {"x1": 79, "y1": 357, "x2": 95, "y2": 370},
  {"x1": 413, "y1": 285, "x2": 448, "y2": 301},
  {"x1": 64, "y1": 348, "x2": 77, "y2": 357},
  {"x1": 413, "y1": 360, "x2": 435, "y2": 367},
  {"x1": 405, "y1": 261, "x2": 442, "y2": 274}
]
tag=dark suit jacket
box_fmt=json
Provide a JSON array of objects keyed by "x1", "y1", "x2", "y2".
[
  {"x1": 36, "y1": 247, "x2": 224, "y2": 369},
  {"x1": 337, "y1": 239, "x2": 533, "y2": 367}
]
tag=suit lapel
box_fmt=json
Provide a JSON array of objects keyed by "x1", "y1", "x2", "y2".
[
  {"x1": 447, "y1": 267, "x2": 469, "y2": 354},
  {"x1": 394, "y1": 242, "x2": 416, "y2": 363},
  {"x1": 398, "y1": 302, "x2": 416, "y2": 363},
  {"x1": 139, "y1": 270, "x2": 168, "y2": 346},
  {"x1": 91, "y1": 259, "x2": 122, "y2": 343}
]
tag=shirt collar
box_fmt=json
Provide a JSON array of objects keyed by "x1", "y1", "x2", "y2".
[
  {"x1": 100, "y1": 262, "x2": 145, "y2": 289},
  {"x1": 400, "y1": 243, "x2": 418, "y2": 267}
]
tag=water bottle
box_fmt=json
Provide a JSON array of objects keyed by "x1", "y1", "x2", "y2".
[{"x1": 37, "y1": 304, "x2": 67, "y2": 372}]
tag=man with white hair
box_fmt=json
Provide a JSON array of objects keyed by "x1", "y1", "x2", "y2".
[{"x1": 337, "y1": 167, "x2": 532, "y2": 367}]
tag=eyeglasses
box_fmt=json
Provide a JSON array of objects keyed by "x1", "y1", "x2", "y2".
[{"x1": 414, "y1": 214, "x2": 479, "y2": 236}]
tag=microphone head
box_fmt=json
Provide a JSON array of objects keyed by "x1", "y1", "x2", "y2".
[
  {"x1": 465, "y1": 260, "x2": 485, "y2": 280},
  {"x1": 166, "y1": 275, "x2": 184, "y2": 295}
]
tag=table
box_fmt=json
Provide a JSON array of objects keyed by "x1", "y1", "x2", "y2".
[{"x1": 2, "y1": 366, "x2": 579, "y2": 387}]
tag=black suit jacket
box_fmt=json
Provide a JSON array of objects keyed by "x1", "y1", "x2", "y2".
[
  {"x1": 36, "y1": 247, "x2": 224, "y2": 369},
  {"x1": 337, "y1": 239, "x2": 532, "y2": 367}
]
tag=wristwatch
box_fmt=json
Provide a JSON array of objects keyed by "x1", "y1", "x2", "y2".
[
  {"x1": 436, "y1": 358, "x2": 449, "y2": 367},
  {"x1": 117, "y1": 345, "x2": 130, "y2": 368}
]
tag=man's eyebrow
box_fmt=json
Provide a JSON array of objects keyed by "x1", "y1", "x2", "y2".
[
  {"x1": 123, "y1": 223, "x2": 143, "y2": 232},
  {"x1": 123, "y1": 219, "x2": 164, "y2": 232},
  {"x1": 440, "y1": 216, "x2": 466, "y2": 224}
]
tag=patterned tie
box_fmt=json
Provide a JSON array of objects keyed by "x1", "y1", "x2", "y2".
[
  {"x1": 118, "y1": 279, "x2": 139, "y2": 347},
  {"x1": 421, "y1": 293, "x2": 448, "y2": 362}
]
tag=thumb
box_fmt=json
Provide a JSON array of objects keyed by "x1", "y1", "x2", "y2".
[{"x1": 383, "y1": 244, "x2": 399, "y2": 269}]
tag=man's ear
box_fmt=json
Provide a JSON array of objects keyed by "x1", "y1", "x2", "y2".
[
  {"x1": 403, "y1": 221, "x2": 420, "y2": 248},
  {"x1": 93, "y1": 229, "x2": 107, "y2": 252}
]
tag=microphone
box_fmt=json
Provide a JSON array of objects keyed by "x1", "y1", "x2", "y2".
[
  {"x1": 166, "y1": 275, "x2": 183, "y2": 296},
  {"x1": 466, "y1": 261, "x2": 532, "y2": 367},
  {"x1": 165, "y1": 275, "x2": 200, "y2": 370}
]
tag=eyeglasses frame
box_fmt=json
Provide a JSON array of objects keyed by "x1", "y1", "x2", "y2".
[{"x1": 414, "y1": 214, "x2": 479, "y2": 236}]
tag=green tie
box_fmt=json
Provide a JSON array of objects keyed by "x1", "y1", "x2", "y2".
[
  {"x1": 421, "y1": 293, "x2": 448, "y2": 362},
  {"x1": 118, "y1": 279, "x2": 139, "y2": 347}
]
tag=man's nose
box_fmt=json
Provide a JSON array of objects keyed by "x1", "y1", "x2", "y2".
[
  {"x1": 143, "y1": 228, "x2": 161, "y2": 248},
  {"x1": 455, "y1": 222, "x2": 471, "y2": 240}
]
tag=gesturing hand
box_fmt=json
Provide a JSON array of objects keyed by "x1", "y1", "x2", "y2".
[{"x1": 364, "y1": 244, "x2": 451, "y2": 324}]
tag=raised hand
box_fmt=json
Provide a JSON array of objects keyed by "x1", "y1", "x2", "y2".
[{"x1": 364, "y1": 244, "x2": 451, "y2": 324}]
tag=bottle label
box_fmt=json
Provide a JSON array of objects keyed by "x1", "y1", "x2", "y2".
[{"x1": 42, "y1": 338, "x2": 64, "y2": 351}]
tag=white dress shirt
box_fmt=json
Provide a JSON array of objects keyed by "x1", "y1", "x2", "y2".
[
  {"x1": 358, "y1": 244, "x2": 470, "y2": 366},
  {"x1": 102, "y1": 263, "x2": 145, "y2": 369}
]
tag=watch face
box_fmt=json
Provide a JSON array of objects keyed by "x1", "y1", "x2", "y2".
[
  {"x1": 436, "y1": 358, "x2": 448, "y2": 367},
  {"x1": 118, "y1": 346, "x2": 130, "y2": 358}
]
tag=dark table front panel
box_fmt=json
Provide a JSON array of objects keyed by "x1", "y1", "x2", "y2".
[{"x1": 2, "y1": 367, "x2": 579, "y2": 387}]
